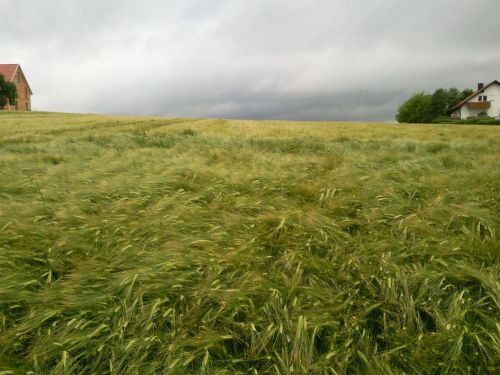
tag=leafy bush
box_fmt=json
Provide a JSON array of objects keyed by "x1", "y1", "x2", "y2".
[
  {"x1": 0, "y1": 73, "x2": 17, "y2": 107},
  {"x1": 397, "y1": 88, "x2": 473, "y2": 123},
  {"x1": 396, "y1": 93, "x2": 433, "y2": 123},
  {"x1": 431, "y1": 116, "x2": 456, "y2": 124},
  {"x1": 464, "y1": 117, "x2": 500, "y2": 125},
  {"x1": 432, "y1": 116, "x2": 500, "y2": 125}
]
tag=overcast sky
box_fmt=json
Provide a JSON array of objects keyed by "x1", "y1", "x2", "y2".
[{"x1": 2, "y1": 0, "x2": 499, "y2": 121}]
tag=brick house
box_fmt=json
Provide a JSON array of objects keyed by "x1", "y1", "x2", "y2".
[{"x1": 0, "y1": 64, "x2": 33, "y2": 111}]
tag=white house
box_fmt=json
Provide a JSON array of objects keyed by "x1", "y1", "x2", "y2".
[{"x1": 449, "y1": 80, "x2": 500, "y2": 119}]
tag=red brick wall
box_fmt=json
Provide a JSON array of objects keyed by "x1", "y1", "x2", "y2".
[{"x1": 1, "y1": 68, "x2": 32, "y2": 111}]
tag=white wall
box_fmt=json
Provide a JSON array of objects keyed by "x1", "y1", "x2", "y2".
[
  {"x1": 459, "y1": 82, "x2": 500, "y2": 119},
  {"x1": 485, "y1": 83, "x2": 500, "y2": 118}
]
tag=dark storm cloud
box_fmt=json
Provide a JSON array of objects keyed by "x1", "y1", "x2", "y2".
[{"x1": 2, "y1": 0, "x2": 499, "y2": 121}]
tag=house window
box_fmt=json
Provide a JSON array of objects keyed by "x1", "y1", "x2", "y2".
[
  {"x1": 483, "y1": 95, "x2": 487, "y2": 101},
  {"x1": 478, "y1": 96, "x2": 482, "y2": 101},
  {"x1": 25, "y1": 88, "x2": 28, "y2": 98}
]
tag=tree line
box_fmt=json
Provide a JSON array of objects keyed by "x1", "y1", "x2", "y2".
[
  {"x1": 396, "y1": 87, "x2": 473, "y2": 123},
  {"x1": 0, "y1": 74, "x2": 17, "y2": 108}
]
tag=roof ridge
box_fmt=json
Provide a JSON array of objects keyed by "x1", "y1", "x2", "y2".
[{"x1": 449, "y1": 80, "x2": 500, "y2": 112}]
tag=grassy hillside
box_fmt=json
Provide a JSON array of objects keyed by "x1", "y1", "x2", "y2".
[{"x1": 0, "y1": 112, "x2": 499, "y2": 374}]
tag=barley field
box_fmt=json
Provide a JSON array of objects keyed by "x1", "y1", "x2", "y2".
[{"x1": 0, "y1": 111, "x2": 499, "y2": 374}]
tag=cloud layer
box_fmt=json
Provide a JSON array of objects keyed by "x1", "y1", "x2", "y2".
[{"x1": 2, "y1": 0, "x2": 499, "y2": 121}]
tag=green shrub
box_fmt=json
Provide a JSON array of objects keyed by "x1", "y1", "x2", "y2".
[
  {"x1": 431, "y1": 116, "x2": 456, "y2": 124},
  {"x1": 463, "y1": 116, "x2": 500, "y2": 125},
  {"x1": 432, "y1": 116, "x2": 500, "y2": 125}
]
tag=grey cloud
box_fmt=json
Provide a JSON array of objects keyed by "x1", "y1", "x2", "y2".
[{"x1": 1, "y1": 0, "x2": 499, "y2": 121}]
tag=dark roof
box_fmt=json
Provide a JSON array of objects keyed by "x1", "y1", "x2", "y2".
[{"x1": 449, "y1": 80, "x2": 500, "y2": 112}]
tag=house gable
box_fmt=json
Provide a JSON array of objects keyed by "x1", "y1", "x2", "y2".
[
  {"x1": 449, "y1": 80, "x2": 500, "y2": 120},
  {"x1": 0, "y1": 64, "x2": 33, "y2": 111},
  {"x1": 449, "y1": 80, "x2": 500, "y2": 112},
  {"x1": 0, "y1": 64, "x2": 19, "y2": 81}
]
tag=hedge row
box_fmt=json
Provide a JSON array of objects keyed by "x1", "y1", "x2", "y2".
[{"x1": 431, "y1": 116, "x2": 500, "y2": 125}]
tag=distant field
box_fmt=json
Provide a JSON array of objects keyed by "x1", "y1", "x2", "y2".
[{"x1": 0, "y1": 112, "x2": 499, "y2": 374}]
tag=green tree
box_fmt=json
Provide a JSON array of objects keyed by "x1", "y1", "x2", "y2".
[
  {"x1": 430, "y1": 87, "x2": 469, "y2": 118},
  {"x1": 444, "y1": 87, "x2": 473, "y2": 110},
  {"x1": 429, "y1": 88, "x2": 449, "y2": 119},
  {"x1": 396, "y1": 93, "x2": 433, "y2": 123},
  {"x1": 397, "y1": 87, "x2": 474, "y2": 123},
  {"x1": 0, "y1": 73, "x2": 17, "y2": 108},
  {"x1": 446, "y1": 88, "x2": 462, "y2": 109},
  {"x1": 459, "y1": 88, "x2": 473, "y2": 102}
]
